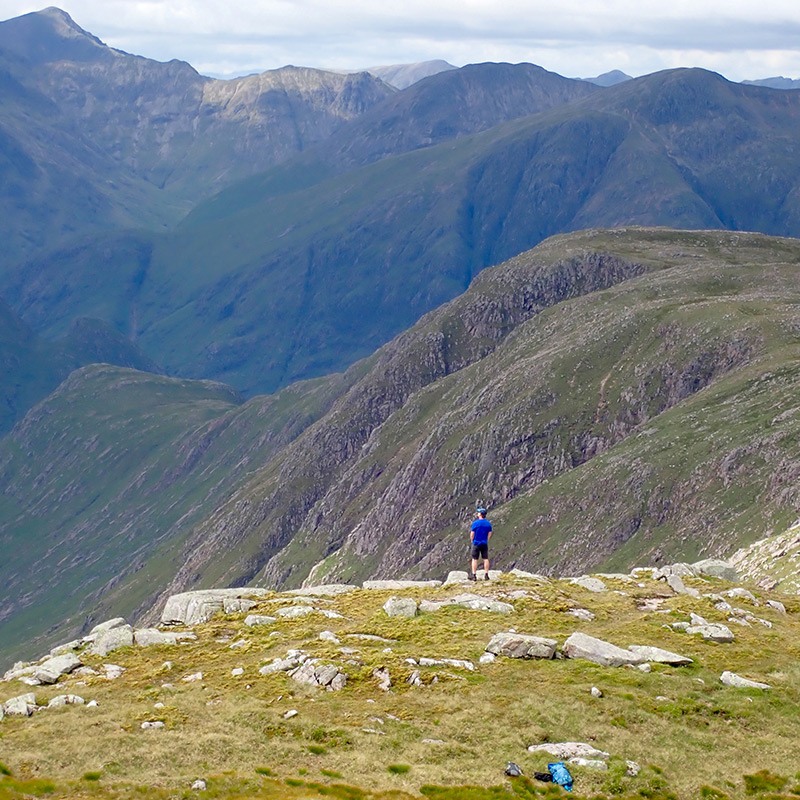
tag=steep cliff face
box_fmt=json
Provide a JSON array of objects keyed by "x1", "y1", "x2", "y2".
[{"x1": 148, "y1": 229, "x2": 800, "y2": 608}]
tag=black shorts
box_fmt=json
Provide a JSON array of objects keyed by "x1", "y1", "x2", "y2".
[{"x1": 471, "y1": 543, "x2": 489, "y2": 560}]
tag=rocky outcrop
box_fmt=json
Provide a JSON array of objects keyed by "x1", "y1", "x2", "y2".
[
  {"x1": 161, "y1": 589, "x2": 272, "y2": 626},
  {"x1": 383, "y1": 597, "x2": 418, "y2": 618},
  {"x1": 720, "y1": 671, "x2": 770, "y2": 690}
]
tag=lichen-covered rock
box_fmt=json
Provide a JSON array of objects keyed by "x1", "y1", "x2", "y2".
[
  {"x1": 47, "y1": 694, "x2": 85, "y2": 708},
  {"x1": 288, "y1": 584, "x2": 357, "y2": 597},
  {"x1": 89, "y1": 626, "x2": 134, "y2": 656},
  {"x1": 289, "y1": 660, "x2": 347, "y2": 690},
  {"x1": 720, "y1": 671, "x2": 770, "y2": 689},
  {"x1": 563, "y1": 632, "x2": 644, "y2": 667},
  {"x1": 570, "y1": 576, "x2": 607, "y2": 593},
  {"x1": 383, "y1": 596, "x2": 418, "y2": 618},
  {"x1": 485, "y1": 632, "x2": 557, "y2": 659},
  {"x1": 161, "y1": 589, "x2": 271, "y2": 625},
  {"x1": 223, "y1": 598, "x2": 257, "y2": 614},
  {"x1": 527, "y1": 742, "x2": 610, "y2": 760},
  {"x1": 259, "y1": 657, "x2": 300, "y2": 676},
  {"x1": 373, "y1": 667, "x2": 392, "y2": 691},
  {"x1": 627, "y1": 645, "x2": 693, "y2": 666},
  {"x1": 244, "y1": 614, "x2": 278, "y2": 627},
  {"x1": 691, "y1": 559, "x2": 739, "y2": 581},
  {"x1": 3, "y1": 693, "x2": 37, "y2": 716},
  {"x1": 33, "y1": 653, "x2": 82, "y2": 685},
  {"x1": 686, "y1": 623, "x2": 735, "y2": 643},
  {"x1": 134, "y1": 629, "x2": 196, "y2": 647},
  {"x1": 364, "y1": 580, "x2": 441, "y2": 590}
]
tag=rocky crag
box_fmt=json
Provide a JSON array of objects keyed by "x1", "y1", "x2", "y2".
[{"x1": 2, "y1": 560, "x2": 799, "y2": 799}]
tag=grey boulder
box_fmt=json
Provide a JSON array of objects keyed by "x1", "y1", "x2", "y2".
[
  {"x1": 33, "y1": 653, "x2": 82, "y2": 685},
  {"x1": 88, "y1": 625, "x2": 134, "y2": 656},
  {"x1": 485, "y1": 632, "x2": 557, "y2": 660},
  {"x1": 720, "y1": 671, "x2": 770, "y2": 689},
  {"x1": 627, "y1": 645, "x2": 693, "y2": 666},
  {"x1": 691, "y1": 559, "x2": 739, "y2": 582},
  {"x1": 3, "y1": 693, "x2": 37, "y2": 716},
  {"x1": 134, "y1": 629, "x2": 196, "y2": 647},
  {"x1": 563, "y1": 633, "x2": 644, "y2": 667},
  {"x1": 364, "y1": 580, "x2": 441, "y2": 590},
  {"x1": 383, "y1": 597, "x2": 418, "y2": 618}
]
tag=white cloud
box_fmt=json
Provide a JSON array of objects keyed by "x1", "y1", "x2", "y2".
[{"x1": 3, "y1": 0, "x2": 800, "y2": 80}]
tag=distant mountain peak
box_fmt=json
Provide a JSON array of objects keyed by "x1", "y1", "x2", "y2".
[
  {"x1": 365, "y1": 60, "x2": 457, "y2": 89},
  {"x1": 0, "y1": 5, "x2": 108, "y2": 64},
  {"x1": 583, "y1": 69, "x2": 632, "y2": 87}
]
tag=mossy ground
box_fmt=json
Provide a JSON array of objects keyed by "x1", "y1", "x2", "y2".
[{"x1": 2, "y1": 573, "x2": 800, "y2": 799}]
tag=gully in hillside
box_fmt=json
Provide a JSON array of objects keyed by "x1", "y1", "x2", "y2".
[{"x1": 469, "y1": 506, "x2": 492, "y2": 581}]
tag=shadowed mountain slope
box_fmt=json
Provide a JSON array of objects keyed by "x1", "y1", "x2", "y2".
[
  {"x1": 7, "y1": 68, "x2": 800, "y2": 396},
  {"x1": 4, "y1": 228, "x2": 800, "y2": 660},
  {"x1": 0, "y1": 298, "x2": 158, "y2": 434},
  {"x1": 0, "y1": 7, "x2": 394, "y2": 265}
]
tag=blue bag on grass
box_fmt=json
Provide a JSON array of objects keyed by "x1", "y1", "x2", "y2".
[{"x1": 548, "y1": 761, "x2": 574, "y2": 792}]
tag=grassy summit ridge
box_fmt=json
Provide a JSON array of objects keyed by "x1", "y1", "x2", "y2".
[{"x1": 1, "y1": 569, "x2": 799, "y2": 799}]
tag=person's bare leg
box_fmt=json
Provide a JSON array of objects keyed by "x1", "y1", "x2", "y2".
[
  {"x1": 483, "y1": 558, "x2": 490, "y2": 579},
  {"x1": 470, "y1": 557, "x2": 478, "y2": 578}
]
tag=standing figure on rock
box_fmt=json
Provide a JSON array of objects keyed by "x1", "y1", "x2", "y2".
[{"x1": 469, "y1": 507, "x2": 492, "y2": 581}]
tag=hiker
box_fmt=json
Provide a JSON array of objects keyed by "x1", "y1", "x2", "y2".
[{"x1": 469, "y1": 506, "x2": 492, "y2": 580}]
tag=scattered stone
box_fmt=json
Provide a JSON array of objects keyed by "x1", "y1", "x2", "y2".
[
  {"x1": 286, "y1": 584, "x2": 357, "y2": 597},
  {"x1": 562, "y1": 633, "x2": 644, "y2": 668},
  {"x1": 407, "y1": 670, "x2": 422, "y2": 687},
  {"x1": 626, "y1": 761, "x2": 641, "y2": 777},
  {"x1": 191, "y1": 779, "x2": 207, "y2": 791},
  {"x1": 223, "y1": 598, "x2": 257, "y2": 614},
  {"x1": 418, "y1": 657, "x2": 474, "y2": 671},
  {"x1": 259, "y1": 658, "x2": 299, "y2": 676},
  {"x1": 364, "y1": 580, "x2": 441, "y2": 590},
  {"x1": 141, "y1": 721, "x2": 165, "y2": 730},
  {"x1": 373, "y1": 667, "x2": 392, "y2": 691},
  {"x1": 277, "y1": 606, "x2": 315, "y2": 619},
  {"x1": 485, "y1": 632, "x2": 557, "y2": 660},
  {"x1": 2, "y1": 663, "x2": 36, "y2": 683},
  {"x1": 182, "y1": 672, "x2": 203, "y2": 683},
  {"x1": 89, "y1": 626, "x2": 134, "y2": 657},
  {"x1": 570, "y1": 757, "x2": 608, "y2": 770},
  {"x1": 47, "y1": 694, "x2": 85, "y2": 708},
  {"x1": 32, "y1": 653, "x2": 83, "y2": 685},
  {"x1": 231, "y1": 668, "x2": 244, "y2": 676},
  {"x1": 570, "y1": 576, "x2": 607, "y2": 593},
  {"x1": 766, "y1": 599, "x2": 786, "y2": 614},
  {"x1": 48, "y1": 639, "x2": 84, "y2": 658},
  {"x1": 590, "y1": 686, "x2": 603, "y2": 698},
  {"x1": 686, "y1": 623, "x2": 735, "y2": 643},
  {"x1": 654, "y1": 563, "x2": 695, "y2": 579},
  {"x1": 346, "y1": 634, "x2": 396, "y2": 643},
  {"x1": 637, "y1": 598, "x2": 667, "y2": 612},
  {"x1": 3, "y1": 693, "x2": 37, "y2": 716},
  {"x1": 154, "y1": 702, "x2": 165, "y2": 709},
  {"x1": 666, "y1": 574, "x2": 701, "y2": 598},
  {"x1": 421, "y1": 593, "x2": 514, "y2": 614},
  {"x1": 134, "y1": 629, "x2": 196, "y2": 647},
  {"x1": 319, "y1": 630, "x2": 340, "y2": 643},
  {"x1": 423, "y1": 738, "x2": 447, "y2": 745},
  {"x1": 627, "y1": 645, "x2": 693, "y2": 666},
  {"x1": 723, "y1": 588, "x2": 758, "y2": 605},
  {"x1": 720, "y1": 671, "x2": 771, "y2": 690},
  {"x1": 691, "y1": 559, "x2": 739, "y2": 581},
  {"x1": 479, "y1": 653, "x2": 496, "y2": 664},
  {"x1": 319, "y1": 609, "x2": 344, "y2": 619},
  {"x1": 289, "y1": 661, "x2": 347, "y2": 690},
  {"x1": 637, "y1": 663, "x2": 652, "y2": 673},
  {"x1": 668, "y1": 622, "x2": 690, "y2": 631},
  {"x1": 244, "y1": 615, "x2": 278, "y2": 627},
  {"x1": 87, "y1": 700, "x2": 99, "y2": 708},
  {"x1": 383, "y1": 597, "x2": 418, "y2": 618},
  {"x1": 103, "y1": 664, "x2": 126, "y2": 680},
  {"x1": 89, "y1": 618, "x2": 127, "y2": 635},
  {"x1": 284, "y1": 709, "x2": 298, "y2": 719},
  {"x1": 568, "y1": 608, "x2": 596, "y2": 622},
  {"x1": 527, "y1": 742, "x2": 610, "y2": 760}
]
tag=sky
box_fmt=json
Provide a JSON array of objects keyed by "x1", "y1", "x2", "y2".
[{"x1": 4, "y1": 0, "x2": 800, "y2": 82}]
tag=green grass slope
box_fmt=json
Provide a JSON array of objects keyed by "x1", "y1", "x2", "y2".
[
  {"x1": 0, "y1": 363, "x2": 367, "y2": 661},
  {"x1": 1, "y1": 571, "x2": 799, "y2": 799}
]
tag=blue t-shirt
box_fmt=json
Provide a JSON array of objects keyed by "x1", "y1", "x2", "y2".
[{"x1": 470, "y1": 518, "x2": 492, "y2": 545}]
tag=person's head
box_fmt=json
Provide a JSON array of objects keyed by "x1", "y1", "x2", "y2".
[{"x1": 476, "y1": 507, "x2": 487, "y2": 518}]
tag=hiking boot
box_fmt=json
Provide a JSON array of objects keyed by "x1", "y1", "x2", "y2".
[
  {"x1": 468, "y1": 573, "x2": 477, "y2": 581},
  {"x1": 484, "y1": 573, "x2": 490, "y2": 581}
]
